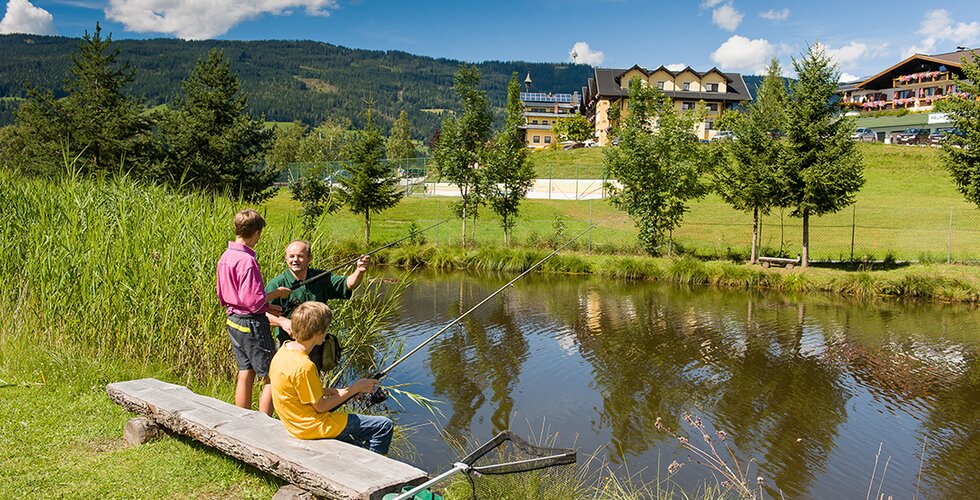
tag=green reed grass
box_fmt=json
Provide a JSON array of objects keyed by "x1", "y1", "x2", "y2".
[{"x1": 0, "y1": 171, "x2": 412, "y2": 383}]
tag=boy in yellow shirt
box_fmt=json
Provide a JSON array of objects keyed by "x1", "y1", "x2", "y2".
[{"x1": 268, "y1": 301, "x2": 393, "y2": 454}]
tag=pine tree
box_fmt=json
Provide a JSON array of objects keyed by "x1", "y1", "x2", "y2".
[
  {"x1": 433, "y1": 65, "x2": 492, "y2": 246},
  {"x1": 715, "y1": 58, "x2": 787, "y2": 264},
  {"x1": 782, "y1": 45, "x2": 864, "y2": 267},
  {"x1": 940, "y1": 50, "x2": 980, "y2": 208},
  {"x1": 333, "y1": 108, "x2": 404, "y2": 244},
  {"x1": 13, "y1": 23, "x2": 153, "y2": 176},
  {"x1": 158, "y1": 49, "x2": 275, "y2": 201},
  {"x1": 604, "y1": 77, "x2": 711, "y2": 255},
  {"x1": 386, "y1": 110, "x2": 416, "y2": 163},
  {"x1": 485, "y1": 73, "x2": 535, "y2": 245}
]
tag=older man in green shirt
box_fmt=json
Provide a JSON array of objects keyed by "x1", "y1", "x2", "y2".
[{"x1": 266, "y1": 240, "x2": 369, "y2": 372}]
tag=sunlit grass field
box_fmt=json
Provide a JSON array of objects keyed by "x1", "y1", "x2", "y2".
[{"x1": 275, "y1": 143, "x2": 979, "y2": 262}]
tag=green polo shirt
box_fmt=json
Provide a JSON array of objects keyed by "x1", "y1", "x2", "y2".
[{"x1": 266, "y1": 268, "x2": 352, "y2": 342}]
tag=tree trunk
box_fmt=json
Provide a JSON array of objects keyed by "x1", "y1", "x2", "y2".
[
  {"x1": 801, "y1": 208, "x2": 810, "y2": 268},
  {"x1": 751, "y1": 206, "x2": 759, "y2": 265},
  {"x1": 460, "y1": 190, "x2": 468, "y2": 247},
  {"x1": 364, "y1": 212, "x2": 371, "y2": 246}
]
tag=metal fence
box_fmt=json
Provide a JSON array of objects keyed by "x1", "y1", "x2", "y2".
[{"x1": 281, "y1": 160, "x2": 980, "y2": 263}]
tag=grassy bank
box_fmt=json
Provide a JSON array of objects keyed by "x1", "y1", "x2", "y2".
[{"x1": 374, "y1": 245, "x2": 980, "y2": 303}]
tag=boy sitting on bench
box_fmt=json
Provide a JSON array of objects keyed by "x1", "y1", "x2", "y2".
[{"x1": 268, "y1": 301, "x2": 393, "y2": 454}]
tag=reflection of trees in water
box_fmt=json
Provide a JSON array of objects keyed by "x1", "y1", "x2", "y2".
[
  {"x1": 713, "y1": 301, "x2": 849, "y2": 497},
  {"x1": 427, "y1": 278, "x2": 529, "y2": 438},
  {"x1": 918, "y1": 347, "x2": 980, "y2": 498},
  {"x1": 403, "y1": 271, "x2": 980, "y2": 496}
]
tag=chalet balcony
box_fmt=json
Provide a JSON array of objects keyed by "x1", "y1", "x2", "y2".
[{"x1": 893, "y1": 71, "x2": 951, "y2": 88}]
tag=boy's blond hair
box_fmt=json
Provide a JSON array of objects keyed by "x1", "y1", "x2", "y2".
[
  {"x1": 234, "y1": 209, "x2": 266, "y2": 238},
  {"x1": 290, "y1": 301, "x2": 333, "y2": 341}
]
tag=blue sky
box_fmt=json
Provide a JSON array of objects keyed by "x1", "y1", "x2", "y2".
[{"x1": 2, "y1": 1, "x2": 979, "y2": 81}]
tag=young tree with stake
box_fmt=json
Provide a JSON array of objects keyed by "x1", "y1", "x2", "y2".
[
  {"x1": 781, "y1": 44, "x2": 864, "y2": 268},
  {"x1": 333, "y1": 108, "x2": 404, "y2": 245},
  {"x1": 715, "y1": 58, "x2": 788, "y2": 264},
  {"x1": 485, "y1": 74, "x2": 535, "y2": 245}
]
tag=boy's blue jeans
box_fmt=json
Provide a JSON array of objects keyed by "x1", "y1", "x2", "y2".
[{"x1": 336, "y1": 414, "x2": 393, "y2": 454}]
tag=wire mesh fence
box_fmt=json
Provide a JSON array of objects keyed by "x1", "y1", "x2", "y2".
[{"x1": 280, "y1": 159, "x2": 980, "y2": 263}]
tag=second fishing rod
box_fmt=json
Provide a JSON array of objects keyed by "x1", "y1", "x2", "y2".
[{"x1": 326, "y1": 216, "x2": 611, "y2": 411}]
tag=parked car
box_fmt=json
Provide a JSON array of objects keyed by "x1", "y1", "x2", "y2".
[
  {"x1": 929, "y1": 128, "x2": 965, "y2": 146},
  {"x1": 894, "y1": 128, "x2": 930, "y2": 145},
  {"x1": 852, "y1": 128, "x2": 877, "y2": 143},
  {"x1": 711, "y1": 130, "x2": 735, "y2": 142}
]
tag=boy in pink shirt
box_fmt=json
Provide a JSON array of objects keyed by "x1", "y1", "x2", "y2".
[{"x1": 217, "y1": 209, "x2": 291, "y2": 415}]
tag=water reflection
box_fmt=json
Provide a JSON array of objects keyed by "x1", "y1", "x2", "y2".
[{"x1": 386, "y1": 270, "x2": 979, "y2": 497}]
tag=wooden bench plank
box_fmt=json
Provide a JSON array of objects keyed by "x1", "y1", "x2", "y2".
[{"x1": 107, "y1": 378, "x2": 427, "y2": 500}]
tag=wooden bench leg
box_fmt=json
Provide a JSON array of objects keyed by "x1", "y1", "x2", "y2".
[
  {"x1": 273, "y1": 484, "x2": 315, "y2": 500},
  {"x1": 761, "y1": 262, "x2": 770, "y2": 268},
  {"x1": 123, "y1": 417, "x2": 161, "y2": 446}
]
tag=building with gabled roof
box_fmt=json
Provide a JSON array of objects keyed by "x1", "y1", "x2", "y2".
[
  {"x1": 582, "y1": 65, "x2": 751, "y2": 145},
  {"x1": 838, "y1": 48, "x2": 977, "y2": 113}
]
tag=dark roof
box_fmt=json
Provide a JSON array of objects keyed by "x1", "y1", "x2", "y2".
[
  {"x1": 856, "y1": 48, "x2": 978, "y2": 90},
  {"x1": 593, "y1": 67, "x2": 751, "y2": 101},
  {"x1": 928, "y1": 48, "x2": 978, "y2": 65}
]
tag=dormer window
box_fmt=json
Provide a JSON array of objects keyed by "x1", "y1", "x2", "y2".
[
  {"x1": 657, "y1": 81, "x2": 665, "y2": 90},
  {"x1": 683, "y1": 82, "x2": 690, "y2": 91},
  {"x1": 706, "y1": 83, "x2": 719, "y2": 92}
]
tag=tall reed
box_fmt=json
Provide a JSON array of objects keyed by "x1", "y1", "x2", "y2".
[{"x1": 0, "y1": 171, "x2": 406, "y2": 384}]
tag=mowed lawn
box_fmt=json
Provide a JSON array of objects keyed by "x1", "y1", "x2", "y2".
[{"x1": 267, "y1": 143, "x2": 979, "y2": 261}]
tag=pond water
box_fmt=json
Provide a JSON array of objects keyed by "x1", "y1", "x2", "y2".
[{"x1": 375, "y1": 269, "x2": 979, "y2": 498}]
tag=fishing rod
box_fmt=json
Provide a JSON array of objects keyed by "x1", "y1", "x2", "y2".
[
  {"x1": 325, "y1": 216, "x2": 611, "y2": 411},
  {"x1": 289, "y1": 218, "x2": 449, "y2": 291}
]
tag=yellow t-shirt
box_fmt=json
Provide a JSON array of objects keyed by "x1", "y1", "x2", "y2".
[{"x1": 269, "y1": 346, "x2": 348, "y2": 439}]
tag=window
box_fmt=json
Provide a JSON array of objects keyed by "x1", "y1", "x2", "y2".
[
  {"x1": 544, "y1": 136, "x2": 552, "y2": 144},
  {"x1": 705, "y1": 119, "x2": 714, "y2": 130},
  {"x1": 681, "y1": 101, "x2": 695, "y2": 110},
  {"x1": 542, "y1": 120, "x2": 548, "y2": 125},
  {"x1": 706, "y1": 103, "x2": 719, "y2": 112},
  {"x1": 531, "y1": 120, "x2": 538, "y2": 125},
  {"x1": 533, "y1": 136, "x2": 540, "y2": 143},
  {"x1": 683, "y1": 82, "x2": 690, "y2": 91},
  {"x1": 657, "y1": 81, "x2": 665, "y2": 90},
  {"x1": 706, "y1": 83, "x2": 719, "y2": 92}
]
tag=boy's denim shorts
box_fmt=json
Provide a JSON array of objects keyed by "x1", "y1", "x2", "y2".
[{"x1": 226, "y1": 313, "x2": 275, "y2": 378}]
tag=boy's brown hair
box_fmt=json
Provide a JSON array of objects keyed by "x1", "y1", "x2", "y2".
[
  {"x1": 290, "y1": 301, "x2": 332, "y2": 341},
  {"x1": 234, "y1": 209, "x2": 266, "y2": 238}
]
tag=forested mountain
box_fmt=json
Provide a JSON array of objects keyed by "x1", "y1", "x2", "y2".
[{"x1": 0, "y1": 34, "x2": 593, "y2": 139}]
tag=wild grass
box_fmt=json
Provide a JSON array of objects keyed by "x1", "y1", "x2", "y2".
[{"x1": 0, "y1": 169, "x2": 435, "y2": 497}]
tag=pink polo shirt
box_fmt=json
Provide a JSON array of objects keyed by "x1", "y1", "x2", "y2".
[{"x1": 216, "y1": 242, "x2": 269, "y2": 316}]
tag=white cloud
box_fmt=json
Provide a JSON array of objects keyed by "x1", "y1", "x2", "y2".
[
  {"x1": 0, "y1": 0, "x2": 56, "y2": 35},
  {"x1": 814, "y1": 41, "x2": 889, "y2": 70},
  {"x1": 104, "y1": 0, "x2": 339, "y2": 40},
  {"x1": 840, "y1": 72, "x2": 861, "y2": 82},
  {"x1": 712, "y1": 3, "x2": 743, "y2": 32},
  {"x1": 700, "y1": 0, "x2": 724, "y2": 7},
  {"x1": 710, "y1": 35, "x2": 777, "y2": 73},
  {"x1": 569, "y1": 41, "x2": 604, "y2": 66},
  {"x1": 905, "y1": 9, "x2": 980, "y2": 56},
  {"x1": 759, "y1": 8, "x2": 789, "y2": 22},
  {"x1": 665, "y1": 63, "x2": 686, "y2": 71}
]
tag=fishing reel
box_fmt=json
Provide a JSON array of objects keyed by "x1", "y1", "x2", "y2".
[{"x1": 365, "y1": 371, "x2": 388, "y2": 407}]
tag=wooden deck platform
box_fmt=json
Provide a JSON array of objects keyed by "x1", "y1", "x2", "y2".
[{"x1": 106, "y1": 378, "x2": 427, "y2": 500}]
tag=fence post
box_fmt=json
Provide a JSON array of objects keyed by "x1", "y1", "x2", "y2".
[
  {"x1": 588, "y1": 200, "x2": 593, "y2": 255},
  {"x1": 850, "y1": 204, "x2": 856, "y2": 262},
  {"x1": 549, "y1": 162, "x2": 553, "y2": 200},
  {"x1": 947, "y1": 207, "x2": 953, "y2": 264}
]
